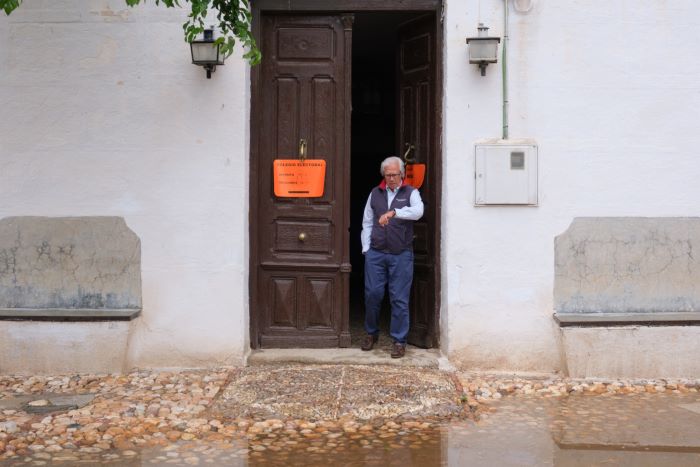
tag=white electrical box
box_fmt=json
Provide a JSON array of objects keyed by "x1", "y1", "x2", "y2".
[{"x1": 474, "y1": 139, "x2": 538, "y2": 206}]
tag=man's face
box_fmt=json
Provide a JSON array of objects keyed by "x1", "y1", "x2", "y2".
[{"x1": 383, "y1": 162, "x2": 402, "y2": 190}]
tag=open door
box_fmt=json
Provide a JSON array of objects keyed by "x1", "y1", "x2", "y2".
[
  {"x1": 398, "y1": 14, "x2": 439, "y2": 348},
  {"x1": 250, "y1": 14, "x2": 353, "y2": 348}
]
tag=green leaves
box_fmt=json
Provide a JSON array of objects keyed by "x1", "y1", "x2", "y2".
[
  {"x1": 131, "y1": 0, "x2": 261, "y2": 65},
  {"x1": 207, "y1": 0, "x2": 260, "y2": 64},
  {"x1": 1, "y1": 0, "x2": 22, "y2": 15},
  {"x1": 2, "y1": 0, "x2": 261, "y2": 66}
]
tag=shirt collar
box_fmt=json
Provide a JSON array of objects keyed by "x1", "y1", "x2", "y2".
[{"x1": 378, "y1": 179, "x2": 406, "y2": 191}]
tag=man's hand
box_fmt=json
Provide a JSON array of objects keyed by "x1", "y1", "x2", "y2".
[{"x1": 378, "y1": 210, "x2": 396, "y2": 226}]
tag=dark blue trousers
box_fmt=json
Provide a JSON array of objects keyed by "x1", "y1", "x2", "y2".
[{"x1": 364, "y1": 248, "x2": 414, "y2": 344}]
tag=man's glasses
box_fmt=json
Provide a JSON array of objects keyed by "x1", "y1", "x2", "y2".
[{"x1": 384, "y1": 173, "x2": 401, "y2": 178}]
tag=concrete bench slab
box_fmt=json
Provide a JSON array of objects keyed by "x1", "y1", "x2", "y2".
[
  {"x1": 555, "y1": 217, "x2": 700, "y2": 316},
  {"x1": 554, "y1": 218, "x2": 700, "y2": 379},
  {"x1": 0, "y1": 216, "x2": 141, "y2": 317},
  {"x1": 0, "y1": 216, "x2": 141, "y2": 374},
  {"x1": 554, "y1": 311, "x2": 700, "y2": 326},
  {"x1": 0, "y1": 308, "x2": 140, "y2": 320}
]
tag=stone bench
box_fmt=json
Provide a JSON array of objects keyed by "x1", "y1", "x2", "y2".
[
  {"x1": 554, "y1": 217, "x2": 700, "y2": 379},
  {"x1": 0, "y1": 217, "x2": 141, "y2": 374}
]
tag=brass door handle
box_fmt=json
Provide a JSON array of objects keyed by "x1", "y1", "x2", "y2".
[
  {"x1": 298, "y1": 232, "x2": 307, "y2": 242},
  {"x1": 299, "y1": 139, "x2": 307, "y2": 161},
  {"x1": 403, "y1": 143, "x2": 415, "y2": 163}
]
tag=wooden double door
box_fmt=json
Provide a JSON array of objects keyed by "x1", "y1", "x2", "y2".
[{"x1": 250, "y1": 8, "x2": 441, "y2": 349}]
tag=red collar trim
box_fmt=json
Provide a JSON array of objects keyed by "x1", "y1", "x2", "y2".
[{"x1": 378, "y1": 179, "x2": 407, "y2": 190}]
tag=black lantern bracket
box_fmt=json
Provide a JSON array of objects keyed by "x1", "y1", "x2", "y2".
[
  {"x1": 190, "y1": 28, "x2": 225, "y2": 79},
  {"x1": 466, "y1": 24, "x2": 501, "y2": 76}
]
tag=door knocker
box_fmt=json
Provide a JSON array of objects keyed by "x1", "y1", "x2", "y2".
[{"x1": 403, "y1": 143, "x2": 416, "y2": 163}]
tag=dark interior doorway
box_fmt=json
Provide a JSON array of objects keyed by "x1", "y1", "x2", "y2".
[{"x1": 349, "y1": 12, "x2": 426, "y2": 347}]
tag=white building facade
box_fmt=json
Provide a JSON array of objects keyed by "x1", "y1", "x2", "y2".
[{"x1": 1, "y1": 0, "x2": 699, "y2": 376}]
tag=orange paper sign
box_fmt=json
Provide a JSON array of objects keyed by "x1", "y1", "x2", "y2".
[
  {"x1": 404, "y1": 164, "x2": 426, "y2": 189},
  {"x1": 273, "y1": 159, "x2": 326, "y2": 197}
]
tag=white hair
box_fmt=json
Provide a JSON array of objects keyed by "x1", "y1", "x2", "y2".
[{"x1": 380, "y1": 156, "x2": 405, "y2": 177}]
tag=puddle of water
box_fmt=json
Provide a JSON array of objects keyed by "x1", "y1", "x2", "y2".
[
  {"x1": 678, "y1": 402, "x2": 700, "y2": 415},
  {"x1": 446, "y1": 393, "x2": 700, "y2": 467},
  {"x1": 4, "y1": 393, "x2": 700, "y2": 466}
]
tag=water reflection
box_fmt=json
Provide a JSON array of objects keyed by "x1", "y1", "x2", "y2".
[
  {"x1": 551, "y1": 394, "x2": 700, "y2": 467},
  {"x1": 246, "y1": 428, "x2": 444, "y2": 466},
  {"x1": 4, "y1": 393, "x2": 700, "y2": 466},
  {"x1": 0, "y1": 426, "x2": 447, "y2": 466},
  {"x1": 449, "y1": 393, "x2": 700, "y2": 466}
]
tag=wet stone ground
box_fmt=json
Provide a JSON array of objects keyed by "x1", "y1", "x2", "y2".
[{"x1": 1, "y1": 366, "x2": 700, "y2": 465}]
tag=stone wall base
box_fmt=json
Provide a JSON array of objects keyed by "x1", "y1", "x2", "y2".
[
  {"x1": 561, "y1": 326, "x2": 700, "y2": 379},
  {"x1": 0, "y1": 321, "x2": 135, "y2": 375}
]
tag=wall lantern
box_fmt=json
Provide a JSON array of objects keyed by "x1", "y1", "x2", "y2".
[
  {"x1": 190, "y1": 28, "x2": 225, "y2": 79},
  {"x1": 466, "y1": 24, "x2": 501, "y2": 76}
]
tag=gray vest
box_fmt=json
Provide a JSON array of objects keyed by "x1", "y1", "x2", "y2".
[{"x1": 370, "y1": 184, "x2": 415, "y2": 254}]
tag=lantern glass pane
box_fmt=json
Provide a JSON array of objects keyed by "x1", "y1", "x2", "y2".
[
  {"x1": 191, "y1": 42, "x2": 221, "y2": 64},
  {"x1": 469, "y1": 40, "x2": 499, "y2": 63}
]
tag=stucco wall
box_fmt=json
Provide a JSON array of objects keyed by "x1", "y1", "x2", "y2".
[
  {"x1": 443, "y1": 1, "x2": 700, "y2": 370},
  {"x1": 3, "y1": 1, "x2": 700, "y2": 372},
  {"x1": 0, "y1": 1, "x2": 250, "y2": 368}
]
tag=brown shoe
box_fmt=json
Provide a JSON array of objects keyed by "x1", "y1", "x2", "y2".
[
  {"x1": 390, "y1": 342, "x2": 406, "y2": 358},
  {"x1": 361, "y1": 334, "x2": 378, "y2": 351}
]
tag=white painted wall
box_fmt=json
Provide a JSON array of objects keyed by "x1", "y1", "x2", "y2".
[
  {"x1": 0, "y1": 1, "x2": 250, "y2": 368},
  {"x1": 3, "y1": 0, "x2": 700, "y2": 373},
  {"x1": 443, "y1": 0, "x2": 700, "y2": 371}
]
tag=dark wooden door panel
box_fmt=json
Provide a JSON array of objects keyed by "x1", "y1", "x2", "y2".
[
  {"x1": 398, "y1": 14, "x2": 438, "y2": 348},
  {"x1": 410, "y1": 270, "x2": 430, "y2": 337},
  {"x1": 302, "y1": 274, "x2": 337, "y2": 329},
  {"x1": 267, "y1": 274, "x2": 297, "y2": 329},
  {"x1": 259, "y1": 269, "x2": 338, "y2": 330},
  {"x1": 253, "y1": 14, "x2": 352, "y2": 348},
  {"x1": 274, "y1": 220, "x2": 332, "y2": 254},
  {"x1": 259, "y1": 271, "x2": 341, "y2": 348}
]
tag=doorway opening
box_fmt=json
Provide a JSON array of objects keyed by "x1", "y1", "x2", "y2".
[
  {"x1": 248, "y1": 3, "x2": 441, "y2": 350},
  {"x1": 349, "y1": 12, "x2": 430, "y2": 349}
]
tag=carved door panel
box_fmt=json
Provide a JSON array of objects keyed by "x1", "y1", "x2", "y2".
[
  {"x1": 251, "y1": 14, "x2": 352, "y2": 348},
  {"x1": 398, "y1": 15, "x2": 438, "y2": 348}
]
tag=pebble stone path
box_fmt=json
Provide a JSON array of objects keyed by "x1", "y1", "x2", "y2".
[{"x1": 2, "y1": 365, "x2": 700, "y2": 465}]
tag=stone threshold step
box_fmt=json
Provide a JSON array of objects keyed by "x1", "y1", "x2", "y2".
[{"x1": 246, "y1": 348, "x2": 444, "y2": 368}]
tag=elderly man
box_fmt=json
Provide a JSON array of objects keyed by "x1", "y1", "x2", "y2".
[{"x1": 360, "y1": 156, "x2": 424, "y2": 358}]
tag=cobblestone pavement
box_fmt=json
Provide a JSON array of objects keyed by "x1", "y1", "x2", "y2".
[
  {"x1": 1, "y1": 366, "x2": 700, "y2": 465},
  {"x1": 212, "y1": 365, "x2": 461, "y2": 420}
]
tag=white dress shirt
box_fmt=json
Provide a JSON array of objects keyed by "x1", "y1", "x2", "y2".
[{"x1": 361, "y1": 186, "x2": 424, "y2": 254}]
